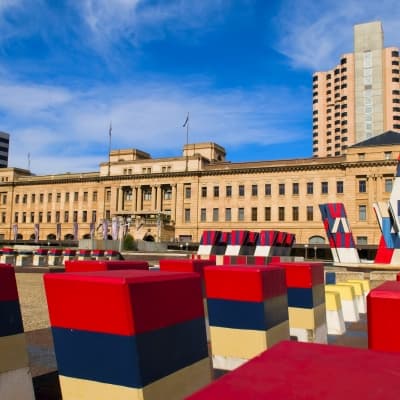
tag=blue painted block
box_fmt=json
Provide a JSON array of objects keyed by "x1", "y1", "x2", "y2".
[
  {"x1": 325, "y1": 272, "x2": 336, "y2": 285},
  {"x1": 0, "y1": 300, "x2": 24, "y2": 337},
  {"x1": 287, "y1": 285, "x2": 324, "y2": 309}
]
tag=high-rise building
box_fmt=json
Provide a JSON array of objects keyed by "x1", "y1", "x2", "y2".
[
  {"x1": 0, "y1": 131, "x2": 9, "y2": 168},
  {"x1": 312, "y1": 21, "x2": 400, "y2": 157}
]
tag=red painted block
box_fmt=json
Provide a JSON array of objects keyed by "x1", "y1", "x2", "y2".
[
  {"x1": 368, "y1": 281, "x2": 400, "y2": 352},
  {"x1": 77, "y1": 249, "x2": 91, "y2": 256},
  {"x1": 397, "y1": 273, "x2": 400, "y2": 281},
  {"x1": 49, "y1": 248, "x2": 62, "y2": 256},
  {"x1": 159, "y1": 259, "x2": 215, "y2": 279},
  {"x1": 44, "y1": 270, "x2": 204, "y2": 336},
  {"x1": 187, "y1": 340, "x2": 400, "y2": 399},
  {"x1": 269, "y1": 262, "x2": 324, "y2": 288},
  {"x1": 204, "y1": 265, "x2": 286, "y2": 302},
  {"x1": 0, "y1": 263, "x2": 18, "y2": 301},
  {"x1": 64, "y1": 260, "x2": 149, "y2": 273}
]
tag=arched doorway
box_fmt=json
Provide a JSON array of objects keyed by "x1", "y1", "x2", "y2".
[{"x1": 47, "y1": 234, "x2": 56, "y2": 240}]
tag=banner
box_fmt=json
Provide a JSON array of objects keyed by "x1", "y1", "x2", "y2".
[
  {"x1": 56, "y1": 223, "x2": 62, "y2": 241},
  {"x1": 12, "y1": 224, "x2": 18, "y2": 241},
  {"x1": 34, "y1": 223, "x2": 40, "y2": 243},
  {"x1": 73, "y1": 222, "x2": 78, "y2": 240}
]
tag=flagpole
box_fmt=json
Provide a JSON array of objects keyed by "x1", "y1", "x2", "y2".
[
  {"x1": 183, "y1": 113, "x2": 189, "y2": 171},
  {"x1": 108, "y1": 121, "x2": 112, "y2": 177}
]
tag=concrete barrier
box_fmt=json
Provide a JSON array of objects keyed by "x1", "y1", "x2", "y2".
[
  {"x1": 91, "y1": 249, "x2": 106, "y2": 261},
  {"x1": 325, "y1": 291, "x2": 346, "y2": 335},
  {"x1": 187, "y1": 341, "x2": 400, "y2": 399},
  {"x1": 64, "y1": 260, "x2": 149, "y2": 273},
  {"x1": 0, "y1": 264, "x2": 35, "y2": 400},
  {"x1": 77, "y1": 249, "x2": 91, "y2": 261},
  {"x1": 369, "y1": 271, "x2": 399, "y2": 289},
  {"x1": 325, "y1": 284, "x2": 359, "y2": 322},
  {"x1": 48, "y1": 249, "x2": 63, "y2": 266},
  {"x1": 33, "y1": 248, "x2": 48, "y2": 266},
  {"x1": 348, "y1": 279, "x2": 370, "y2": 300},
  {"x1": 204, "y1": 265, "x2": 289, "y2": 371},
  {"x1": 271, "y1": 262, "x2": 327, "y2": 343},
  {"x1": 368, "y1": 281, "x2": 400, "y2": 352},
  {"x1": 44, "y1": 269, "x2": 211, "y2": 400},
  {"x1": 62, "y1": 249, "x2": 76, "y2": 265},
  {"x1": 15, "y1": 253, "x2": 33, "y2": 267},
  {"x1": 336, "y1": 282, "x2": 366, "y2": 313}
]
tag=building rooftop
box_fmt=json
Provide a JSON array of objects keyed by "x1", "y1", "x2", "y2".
[{"x1": 350, "y1": 131, "x2": 400, "y2": 148}]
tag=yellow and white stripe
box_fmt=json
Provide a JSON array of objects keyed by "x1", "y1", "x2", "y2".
[
  {"x1": 336, "y1": 282, "x2": 366, "y2": 313},
  {"x1": 325, "y1": 285, "x2": 359, "y2": 322},
  {"x1": 325, "y1": 291, "x2": 345, "y2": 335}
]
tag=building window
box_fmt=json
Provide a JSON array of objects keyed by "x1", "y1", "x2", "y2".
[
  {"x1": 164, "y1": 188, "x2": 172, "y2": 200},
  {"x1": 92, "y1": 210, "x2": 97, "y2": 222},
  {"x1": 238, "y1": 185, "x2": 245, "y2": 197},
  {"x1": 307, "y1": 206, "x2": 313, "y2": 221},
  {"x1": 38, "y1": 212, "x2": 43, "y2": 223},
  {"x1": 55, "y1": 211, "x2": 60, "y2": 223},
  {"x1": 64, "y1": 211, "x2": 69, "y2": 223},
  {"x1": 56, "y1": 193, "x2": 61, "y2": 203},
  {"x1": 185, "y1": 186, "x2": 191, "y2": 199},
  {"x1": 39, "y1": 193, "x2": 43, "y2": 203},
  {"x1": 30, "y1": 212, "x2": 35, "y2": 223},
  {"x1": 238, "y1": 208, "x2": 245, "y2": 221},
  {"x1": 292, "y1": 183, "x2": 299, "y2": 195},
  {"x1": 106, "y1": 189, "x2": 111, "y2": 201},
  {"x1": 47, "y1": 212, "x2": 51, "y2": 223},
  {"x1": 31, "y1": 194, "x2": 36, "y2": 203},
  {"x1": 83, "y1": 192, "x2": 88, "y2": 202},
  {"x1": 212, "y1": 208, "x2": 219, "y2": 222},
  {"x1": 226, "y1": 185, "x2": 232, "y2": 197},
  {"x1": 265, "y1": 184, "x2": 271, "y2": 196},
  {"x1": 385, "y1": 151, "x2": 392, "y2": 160},
  {"x1": 265, "y1": 207, "x2": 271, "y2": 221},
  {"x1": 143, "y1": 188, "x2": 152, "y2": 201},
  {"x1": 292, "y1": 206, "x2": 299, "y2": 221},
  {"x1": 74, "y1": 192, "x2": 78, "y2": 201},
  {"x1": 22, "y1": 212, "x2": 26, "y2": 223},
  {"x1": 65, "y1": 192, "x2": 70, "y2": 202},
  {"x1": 279, "y1": 184, "x2": 285, "y2": 195},
  {"x1": 82, "y1": 210, "x2": 87, "y2": 223},
  {"x1": 278, "y1": 207, "x2": 285, "y2": 221},
  {"x1": 184, "y1": 208, "x2": 191, "y2": 223},
  {"x1": 201, "y1": 187, "x2": 207, "y2": 198},
  {"x1": 15, "y1": 194, "x2": 19, "y2": 204},
  {"x1": 356, "y1": 236, "x2": 368, "y2": 245},
  {"x1": 359, "y1": 180, "x2": 367, "y2": 193},
  {"x1": 321, "y1": 182, "x2": 328, "y2": 194},
  {"x1": 225, "y1": 208, "x2": 231, "y2": 221},
  {"x1": 22, "y1": 194, "x2": 27, "y2": 204},
  {"x1": 251, "y1": 185, "x2": 258, "y2": 196},
  {"x1": 385, "y1": 179, "x2": 393, "y2": 193},
  {"x1": 213, "y1": 186, "x2": 219, "y2": 197},
  {"x1": 73, "y1": 211, "x2": 78, "y2": 222},
  {"x1": 200, "y1": 208, "x2": 206, "y2": 222},
  {"x1": 14, "y1": 212, "x2": 18, "y2": 223},
  {"x1": 307, "y1": 182, "x2": 314, "y2": 195},
  {"x1": 251, "y1": 207, "x2": 258, "y2": 221},
  {"x1": 337, "y1": 181, "x2": 344, "y2": 193},
  {"x1": 359, "y1": 205, "x2": 367, "y2": 221},
  {"x1": 92, "y1": 191, "x2": 97, "y2": 201}
]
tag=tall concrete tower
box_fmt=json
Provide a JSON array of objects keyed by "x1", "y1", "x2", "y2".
[{"x1": 0, "y1": 132, "x2": 10, "y2": 168}]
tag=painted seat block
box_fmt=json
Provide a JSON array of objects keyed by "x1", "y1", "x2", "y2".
[
  {"x1": 65, "y1": 260, "x2": 149, "y2": 273},
  {"x1": 269, "y1": 262, "x2": 324, "y2": 288},
  {"x1": 187, "y1": 341, "x2": 400, "y2": 399},
  {"x1": 287, "y1": 284, "x2": 325, "y2": 308},
  {"x1": 159, "y1": 259, "x2": 215, "y2": 278}
]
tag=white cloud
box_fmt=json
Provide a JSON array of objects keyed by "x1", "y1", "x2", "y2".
[
  {"x1": 2, "y1": 78, "x2": 309, "y2": 175},
  {"x1": 275, "y1": 0, "x2": 400, "y2": 71}
]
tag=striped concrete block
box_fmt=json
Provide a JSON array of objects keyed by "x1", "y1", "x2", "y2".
[
  {"x1": 325, "y1": 284, "x2": 359, "y2": 322},
  {"x1": 44, "y1": 270, "x2": 212, "y2": 400},
  {"x1": 325, "y1": 291, "x2": 346, "y2": 335},
  {"x1": 0, "y1": 264, "x2": 35, "y2": 400},
  {"x1": 204, "y1": 265, "x2": 289, "y2": 370},
  {"x1": 368, "y1": 281, "x2": 400, "y2": 352},
  {"x1": 348, "y1": 279, "x2": 370, "y2": 299},
  {"x1": 336, "y1": 282, "x2": 366, "y2": 314}
]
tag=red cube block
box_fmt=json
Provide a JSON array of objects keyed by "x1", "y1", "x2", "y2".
[
  {"x1": 64, "y1": 260, "x2": 149, "y2": 273},
  {"x1": 159, "y1": 259, "x2": 215, "y2": 279},
  {"x1": 269, "y1": 262, "x2": 324, "y2": 288}
]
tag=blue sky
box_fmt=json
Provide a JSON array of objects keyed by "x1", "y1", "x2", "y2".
[{"x1": 1, "y1": 0, "x2": 400, "y2": 174}]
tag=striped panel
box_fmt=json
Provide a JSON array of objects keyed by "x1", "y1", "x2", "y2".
[
  {"x1": 52, "y1": 317, "x2": 208, "y2": 389},
  {"x1": 257, "y1": 231, "x2": 278, "y2": 246},
  {"x1": 209, "y1": 321, "x2": 289, "y2": 360},
  {"x1": 246, "y1": 232, "x2": 259, "y2": 245},
  {"x1": 229, "y1": 230, "x2": 249, "y2": 245},
  {"x1": 207, "y1": 295, "x2": 288, "y2": 331},
  {"x1": 275, "y1": 231, "x2": 286, "y2": 245},
  {"x1": 288, "y1": 304, "x2": 326, "y2": 329},
  {"x1": 200, "y1": 231, "x2": 221, "y2": 245},
  {"x1": 44, "y1": 270, "x2": 203, "y2": 335},
  {"x1": 59, "y1": 357, "x2": 211, "y2": 400},
  {"x1": 287, "y1": 284, "x2": 325, "y2": 308},
  {"x1": 325, "y1": 291, "x2": 342, "y2": 311},
  {"x1": 219, "y1": 232, "x2": 230, "y2": 245},
  {"x1": 0, "y1": 300, "x2": 24, "y2": 337},
  {"x1": 0, "y1": 333, "x2": 29, "y2": 373},
  {"x1": 204, "y1": 266, "x2": 286, "y2": 301}
]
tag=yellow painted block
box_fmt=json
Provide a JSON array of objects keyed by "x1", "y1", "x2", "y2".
[
  {"x1": 337, "y1": 282, "x2": 363, "y2": 296},
  {"x1": 325, "y1": 291, "x2": 342, "y2": 311},
  {"x1": 324, "y1": 284, "x2": 355, "y2": 301},
  {"x1": 210, "y1": 321, "x2": 289, "y2": 360},
  {"x1": 0, "y1": 334, "x2": 29, "y2": 374},
  {"x1": 288, "y1": 303, "x2": 326, "y2": 329},
  {"x1": 348, "y1": 279, "x2": 370, "y2": 294},
  {"x1": 59, "y1": 357, "x2": 212, "y2": 400}
]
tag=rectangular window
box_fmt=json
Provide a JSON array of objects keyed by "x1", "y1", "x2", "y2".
[
  {"x1": 92, "y1": 191, "x2": 98, "y2": 201},
  {"x1": 278, "y1": 207, "x2": 285, "y2": 221},
  {"x1": 251, "y1": 185, "x2": 258, "y2": 196},
  {"x1": 337, "y1": 181, "x2": 344, "y2": 193},
  {"x1": 265, "y1": 184, "x2": 271, "y2": 196},
  {"x1": 359, "y1": 205, "x2": 367, "y2": 221},
  {"x1": 164, "y1": 188, "x2": 172, "y2": 200},
  {"x1": 22, "y1": 212, "x2": 26, "y2": 223},
  {"x1": 15, "y1": 194, "x2": 19, "y2": 204},
  {"x1": 200, "y1": 208, "x2": 206, "y2": 222},
  {"x1": 65, "y1": 192, "x2": 70, "y2": 202},
  {"x1": 92, "y1": 210, "x2": 97, "y2": 222},
  {"x1": 225, "y1": 208, "x2": 231, "y2": 222},
  {"x1": 265, "y1": 207, "x2": 271, "y2": 221},
  {"x1": 31, "y1": 194, "x2": 36, "y2": 203},
  {"x1": 73, "y1": 211, "x2": 78, "y2": 222},
  {"x1": 321, "y1": 182, "x2": 328, "y2": 194},
  {"x1": 213, "y1": 186, "x2": 219, "y2": 197},
  {"x1": 185, "y1": 186, "x2": 191, "y2": 199},
  {"x1": 55, "y1": 211, "x2": 60, "y2": 223},
  {"x1": 307, "y1": 206, "x2": 313, "y2": 221},
  {"x1": 279, "y1": 184, "x2": 285, "y2": 195},
  {"x1": 359, "y1": 180, "x2": 367, "y2": 193},
  {"x1": 184, "y1": 208, "x2": 191, "y2": 223},
  {"x1": 307, "y1": 182, "x2": 314, "y2": 194},
  {"x1": 56, "y1": 193, "x2": 61, "y2": 203},
  {"x1": 238, "y1": 207, "x2": 245, "y2": 221},
  {"x1": 201, "y1": 187, "x2": 207, "y2": 198},
  {"x1": 239, "y1": 185, "x2": 245, "y2": 197},
  {"x1": 64, "y1": 211, "x2": 69, "y2": 223},
  {"x1": 83, "y1": 192, "x2": 88, "y2": 202},
  {"x1": 143, "y1": 188, "x2": 152, "y2": 201},
  {"x1": 30, "y1": 212, "x2": 35, "y2": 223},
  {"x1": 22, "y1": 194, "x2": 27, "y2": 204},
  {"x1": 226, "y1": 185, "x2": 232, "y2": 197},
  {"x1": 212, "y1": 208, "x2": 219, "y2": 222},
  {"x1": 14, "y1": 212, "x2": 18, "y2": 223},
  {"x1": 106, "y1": 189, "x2": 111, "y2": 201},
  {"x1": 1, "y1": 212, "x2": 5, "y2": 224},
  {"x1": 292, "y1": 183, "x2": 299, "y2": 195},
  {"x1": 38, "y1": 212, "x2": 43, "y2": 223},
  {"x1": 385, "y1": 179, "x2": 393, "y2": 193},
  {"x1": 82, "y1": 210, "x2": 87, "y2": 223},
  {"x1": 292, "y1": 206, "x2": 299, "y2": 221},
  {"x1": 251, "y1": 207, "x2": 258, "y2": 221},
  {"x1": 74, "y1": 192, "x2": 79, "y2": 201},
  {"x1": 47, "y1": 212, "x2": 51, "y2": 223},
  {"x1": 385, "y1": 151, "x2": 392, "y2": 160},
  {"x1": 356, "y1": 236, "x2": 368, "y2": 245}
]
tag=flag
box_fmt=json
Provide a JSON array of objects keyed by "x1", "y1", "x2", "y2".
[
  {"x1": 73, "y1": 222, "x2": 78, "y2": 240},
  {"x1": 12, "y1": 224, "x2": 18, "y2": 241},
  {"x1": 182, "y1": 113, "x2": 189, "y2": 127},
  {"x1": 56, "y1": 223, "x2": 61, "y2": 240},
  {"x1": 89, "y1": 222, "x2": 95, "y2": 239},
  {"x1": 34, "y1": 223, "x2": 40, "y2": 243},
  {"x1": 111, "y1": 218, "x2": 119, "y2": 240},
  {"x1": 102, "y1": 219, "x2": 109, "y2": 240}
]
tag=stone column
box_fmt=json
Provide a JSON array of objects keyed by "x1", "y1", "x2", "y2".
[{"x1": 156, "y1": 185, "x2": 162, "y2": 211}]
